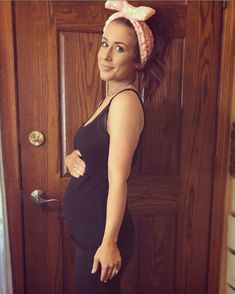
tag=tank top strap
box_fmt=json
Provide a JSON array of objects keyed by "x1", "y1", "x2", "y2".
[{"x1": 106, "y1": 88, "x2": 144, "y2": 109}]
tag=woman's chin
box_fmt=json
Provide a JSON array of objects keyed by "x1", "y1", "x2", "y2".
[{"x1": 99, "y1": 73, "x2": 112, "y2": 81}]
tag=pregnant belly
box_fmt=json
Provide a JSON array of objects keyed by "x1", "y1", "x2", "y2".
[
  {"x1": 62, "y1": 176, "x2": 108, "y2": 225},
  {"x1": 62, "y1": 175, "x2": 136, "y2": 253}
]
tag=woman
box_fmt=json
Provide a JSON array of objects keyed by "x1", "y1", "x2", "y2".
[{"x1": 63, "y1": 1, "x2": 172, "y2": 293}]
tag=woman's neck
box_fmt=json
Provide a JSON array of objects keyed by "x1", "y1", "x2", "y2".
[{"x1": 107, "y1": 80, "x2": 135, "y2": 97}]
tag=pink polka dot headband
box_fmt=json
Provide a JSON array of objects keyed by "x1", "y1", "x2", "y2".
[{"x1": 103, "y1": 0, "x2": 156, "y2": 69}]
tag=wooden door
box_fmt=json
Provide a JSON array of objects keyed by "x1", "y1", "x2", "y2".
[{"x1": 13, "y1": 1, "x2": 222, "y2": 293}]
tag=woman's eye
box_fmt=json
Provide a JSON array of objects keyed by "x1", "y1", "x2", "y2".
[
  {"x1": 101, "y1": 41, "x2": 108, "y2": 47},
  {"x1": 101, "y1": 41, "x2": 123, "y2": 52},
  {"x1": 115, "y1": 45, "x2": 124, "y2": 52}
]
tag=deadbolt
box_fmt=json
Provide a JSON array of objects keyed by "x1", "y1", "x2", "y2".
[{"x1": 29, "y1": 131, "x2": 45, "y2": 146}]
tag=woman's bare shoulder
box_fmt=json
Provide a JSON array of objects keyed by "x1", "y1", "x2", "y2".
[
  {"x1": 107, "y1": 89, "x2": 144, "y2": 135},
  {"x1": 111, "y1": 89, "x2": 142, "y2": 109}
]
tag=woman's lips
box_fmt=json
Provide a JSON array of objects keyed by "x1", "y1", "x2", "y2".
[{"x1": 100, "y1": 65, "x2": 114, "y2": 72}]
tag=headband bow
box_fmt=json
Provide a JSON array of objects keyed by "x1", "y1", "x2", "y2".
[{"x1": 105, "y1": 0, "x2": 156, "y2": 21}]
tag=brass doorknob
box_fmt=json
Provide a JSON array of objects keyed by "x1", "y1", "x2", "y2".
[{"x1": 29, "y1": 131, "x2": 45, "y2": 146}]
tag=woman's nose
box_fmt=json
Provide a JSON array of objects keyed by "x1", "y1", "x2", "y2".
[{"x1": 103, "y1": 47, "x2": 112, "y2": 61}]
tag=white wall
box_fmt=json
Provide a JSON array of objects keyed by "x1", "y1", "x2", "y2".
[{"x1": 0, "y1": 115, "x2": 13, "y2": 294}]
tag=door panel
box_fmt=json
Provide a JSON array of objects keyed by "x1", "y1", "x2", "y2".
[{"x1": 14, "y1": 1, "x2": 222, "y2": 293}]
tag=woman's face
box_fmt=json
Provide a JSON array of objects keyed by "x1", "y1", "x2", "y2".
[{"x1": 97, "y1": 21, "x2": 138, "y2": 83}]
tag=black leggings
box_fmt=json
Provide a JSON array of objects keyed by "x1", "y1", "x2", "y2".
[{"x1": 73, "y1": 232, "x2": 134, "y2": 294}]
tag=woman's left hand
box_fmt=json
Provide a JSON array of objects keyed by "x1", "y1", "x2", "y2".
[{"x1": 91, "y1": 241, "x2": 122, "y2": 282}]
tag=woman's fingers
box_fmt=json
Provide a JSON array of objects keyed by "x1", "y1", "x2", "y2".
[
  {"x1": 90, "y1": 243, "x2": 122, "y2": 283},
  {"x1": 100, "y1": 265, "x2": 110, "y2": 282},
  {"x1": 71, "y1": 165, "x2": 84, "y2": 177},
  {"x1": 104, "y1": 267, "x2": 113, "y2": 282},
  {"x1": 109, "y1": 267, "x2": 119, "y2": 280},
  {"x1": 91, "y1": 256, "x2": 99, "y2": 274},
  {"x1": 101, "y1": 261, "x2": 121, "y2": 282},
  {"x1": 109, "y1": 261, "x2": 121, "y2": 280},
  {"x1": 67, "y1": 150, "x2": 86, "y2": 177},
  {"x1": 71, "y1": 171, "x2": 81, "y2": 178},
  {"x1": 102, "y1": 266, "x2": 119, "y2": 282},
  {"x1": 73, "y1": 149, "x2": 82, "y2": 157},
  {"x1": 76, "y1": 165, "x2": 85, "y2": 175},
  {"x1": 74, "y1": 151, "x2": 86, "y2": 169}
]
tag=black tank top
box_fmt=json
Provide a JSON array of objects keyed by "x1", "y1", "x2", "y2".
[{"x1": 63, "y1": 88, "x2": 144, "y2": 252}]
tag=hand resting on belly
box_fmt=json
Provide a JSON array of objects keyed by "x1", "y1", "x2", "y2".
[{"x1": 65, "y1": 149, "x2": 86, "y2": 178}]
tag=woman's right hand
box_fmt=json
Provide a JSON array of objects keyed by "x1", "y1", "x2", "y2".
[{"x1": 65, "y1": 149, "x2": 86, "y2": 178}]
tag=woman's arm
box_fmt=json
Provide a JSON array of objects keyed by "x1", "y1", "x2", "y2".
[
  {"x1": 101, "y1": 91, "x2": 144, "y2": 245},
  {"x1": 91, "y1": 91, "x2": 144, "y2": 282}
]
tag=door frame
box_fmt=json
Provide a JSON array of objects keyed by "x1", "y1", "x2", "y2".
[
  {"x1": 0, "y1": 2, "x2": 25, "y2": 294},
  {"x1": 0, "y1": 1, "x2": 234, "y2": 294},
  {"x1": 207, "y1": 1, "x2": 235, "y2": 293}
]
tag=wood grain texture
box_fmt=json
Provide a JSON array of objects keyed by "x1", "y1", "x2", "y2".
[
  {"x1": 138, "y1": 216, "x2": 176, "y2": 293},
  {"x1": 0, "y1": 2, "x2": 25, "y2": 294},
  {"x1": 142, "y1": 39, "x2": 183, "y2": 175},
  {"x1": 127, "y1": 176, "x2": 179, "y2": 216},
  {"x1": 59, "y1": 30, "x2": 103, "y2": 176},
  {"x1": 210, "y1": 1, "x2": 235, "y2": 294},
  {"x1": 14, "y1": 2, "x2": 63, "y2": 293},
  {"x1": 175, "y1": 2, "x2": 222, "y2": 294}
]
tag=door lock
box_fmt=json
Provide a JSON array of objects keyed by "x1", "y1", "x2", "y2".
[{"x1": 29, "y1": 131, "x2": 45, "y2": 146}]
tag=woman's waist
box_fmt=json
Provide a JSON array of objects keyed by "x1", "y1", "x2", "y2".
[
  {"x1": 81, "y1": 158, "x2": 108, "y2": 172},
  {"x1": 66, "y1": 172, "x2": 109, "y2": 190}
]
